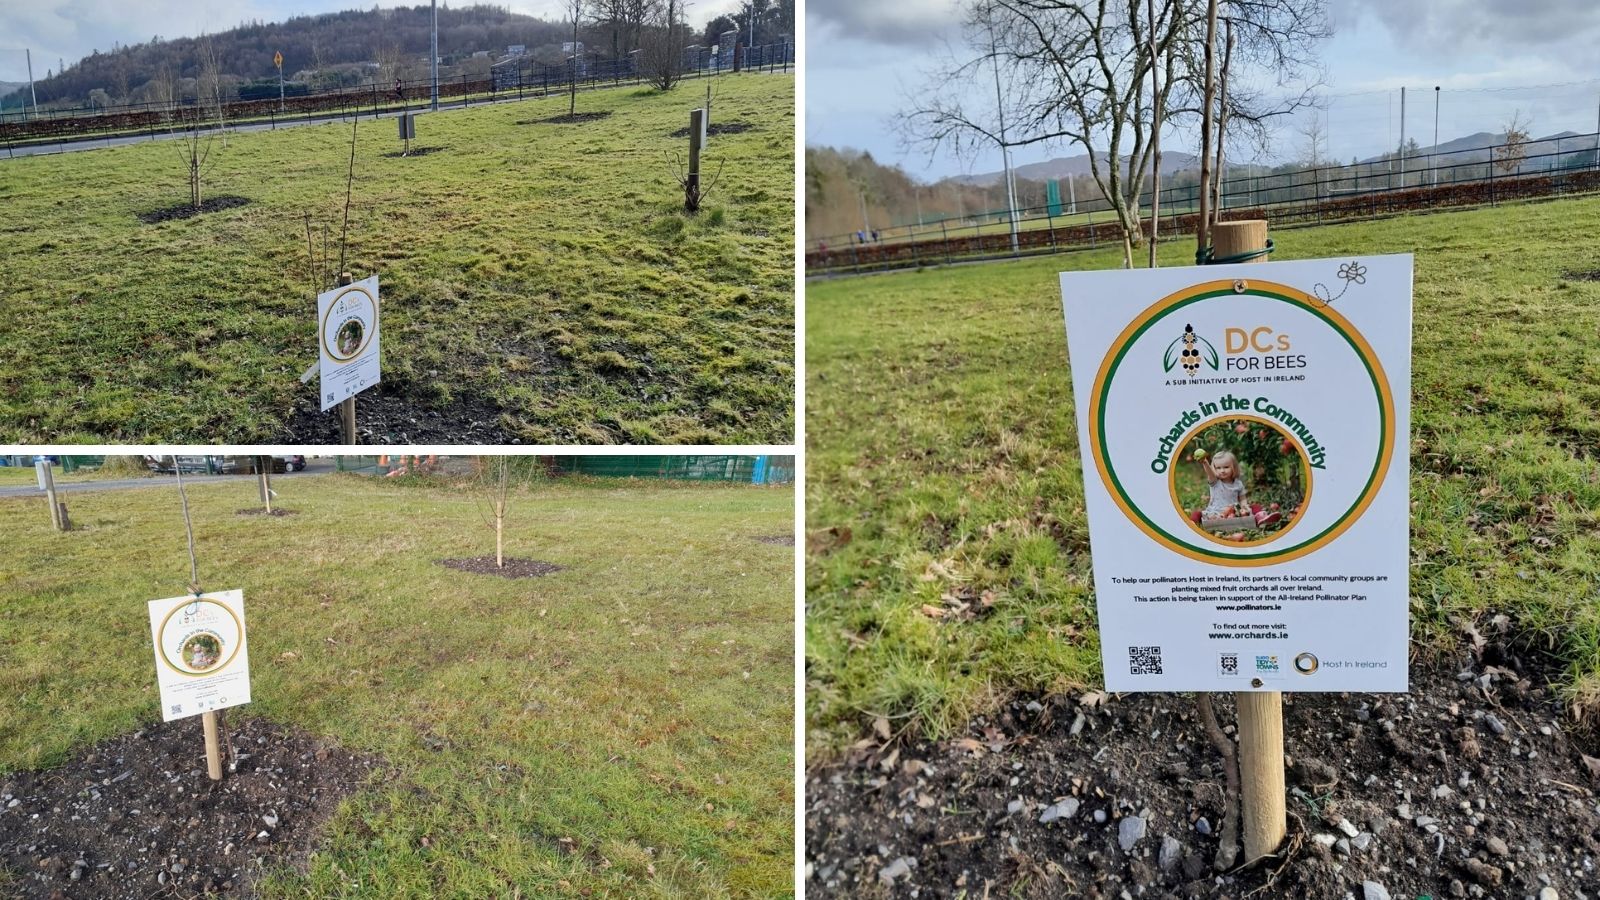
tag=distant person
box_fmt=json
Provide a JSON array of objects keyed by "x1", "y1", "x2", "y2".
[
  {"x1": 872, "y1": 229, "x2": 881, "y2": 242},
  {"x1": 856, "y1": 229, "x2": 866, "y2": 245},
  {"x1": 394, "y1": 78, "x2": 404, "y2": 102}
]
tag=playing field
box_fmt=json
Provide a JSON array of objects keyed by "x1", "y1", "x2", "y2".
[
  {"x1": 805, "y1": 195, "x2": 1600, "y2": 754},
  {"x1": 0, "y1": 75, "x2": 794, "y2": 444},
  {"x1": 1, "y1": 472, "x2": 795, "y2": 897}
]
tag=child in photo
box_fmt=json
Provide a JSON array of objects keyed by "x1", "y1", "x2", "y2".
[
  {"x1": 1193, "y1": 448, "x2": 1282, "y2": 529},
  {"x1": 1199, "y1": 449, "x2": 1249, "y2": 518}
]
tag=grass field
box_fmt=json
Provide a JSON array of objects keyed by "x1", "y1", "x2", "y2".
[
  {"x1": 0, "y1": 472, "x2": 794, "y2": 897},
  {"x1": 0, "y1": 75, "x2": 794, "y2": 444},
  {"x1": 805, "y1": 194, "x2": 1600, "y2": 756}
]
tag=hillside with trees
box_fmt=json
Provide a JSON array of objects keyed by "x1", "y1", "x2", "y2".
[{"x1": 2, "y1": 1, "x2": 795, "y2": 113}]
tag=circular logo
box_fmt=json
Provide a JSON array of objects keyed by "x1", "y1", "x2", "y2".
[
  {"x1": 157, "y1": 599, "x2": 243, "y2": 676},
  {"x1": 1087, "y1": 279, "x2": 1396, "y2": 566},
  {"x1": 1294, "y1": 652, "x2": 1320, "y2": 674},
  {"x1": 320, "y1": 285, "x2": 377, "y2": 362}
]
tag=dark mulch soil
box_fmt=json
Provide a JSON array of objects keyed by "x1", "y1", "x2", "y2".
[
  {"x1": 379, "y1": 146, "x2": 448, "y2": 158},
  {"x1": 1563, "y1": 269, "x2": 1600, "y2": 282},
  {"x1": 235, "y1": 508, "x2": 298, "y2": 517},
  {"x1": 0, "y1": 716, "x2": 383, "y2": 900},
  {"x1": 436, "y1": 557, "x2": 564, "y2": 578},
  {"x1": 669, "y1": 120, "x2": 755, "y2": 138},
  {"x1": 136, "y1": 195, "x2": 252, "y2": 224},
  {"x1": 806, "y1": 639, "x2": 1600, "y2": 899},
  {"x1": 520, "y1": 111, "x2": 613, "y2": 125},
  {"x1": 278, "y1": 388, "x2": 510, "y2": 444},
  {"x1": 754, "y1": 534, "x2": 795, "y2": 546}
]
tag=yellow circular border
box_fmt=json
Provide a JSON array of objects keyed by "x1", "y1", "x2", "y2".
[
  {"x1": 1166, "y1": 414, "x2": 1313, "y2": 549},
  {"x1": 319, "y1": 285, "x2": 378, "y2": 362},
  {"x1": 157, "y1": 598, "x2": 244, "y2": 677},
  {"x1": 1087, "y1": 278, "x2": 1396, "y2": 566}
]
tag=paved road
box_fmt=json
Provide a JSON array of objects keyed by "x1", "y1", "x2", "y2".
[{"x1": 0, "y1": 458, "x2": 339, "y2": 498}]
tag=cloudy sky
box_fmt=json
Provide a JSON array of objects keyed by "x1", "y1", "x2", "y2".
[
  {"x1": 1, "y1": 0, "x2": 745, "y2": 82},
  {"x1": 807, "y1": 0, "x2": 1600, "y2": 180}
]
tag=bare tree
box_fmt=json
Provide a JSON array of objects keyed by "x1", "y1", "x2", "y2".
[
  {"x1": 902, "y1": 0, "x2": 1328, "y2": 268},
  {"x1": 476, "y1": 457, "x2": 512, "y2": 568},
  {"x1": 642, "y1": 0, "x2": 687, "y2": 90},
  {"x1": 1495, "y1": 110, "x2": 1531, "y2": 177},
  {"x1": 566, "y1": 0, "x2": 590, "y2": 115},
  {"x1": 175, "y1": 34, "x2": 224, "y2": 210}
]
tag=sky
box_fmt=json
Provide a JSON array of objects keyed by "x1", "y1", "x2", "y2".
[
  {"x1": 0, "y1": 0, "x2": 747, "y2": 83},
  {"x1": 807, "y1": 0, "x2": 1600, "y2": 181}
]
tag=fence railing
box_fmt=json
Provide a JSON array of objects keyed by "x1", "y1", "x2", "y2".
[
  {"x1": 809, "y1": 133, "x2": 1600, "y2": 275},
  {"x1": 0, "y1": 41, "x2": 794, "y2": 147}
]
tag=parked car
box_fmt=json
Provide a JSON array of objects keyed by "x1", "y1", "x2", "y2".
[
  {"x1": 145, "y1": 455, "x2": 239, "y2": 475},
  {"x1": 281, "y1": 455, "x2": 307, "y2": 472}
]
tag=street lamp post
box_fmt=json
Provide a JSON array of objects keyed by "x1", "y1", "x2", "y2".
[
  {"x1": 430, "y1": 0, "x2": 440, "y2": 112},
  {"x1": 1433, "y1": 86, "x2": 1440, "y2": 187}
]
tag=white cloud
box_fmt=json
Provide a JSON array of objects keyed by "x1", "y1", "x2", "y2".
[{"x1": 805, "y1": 0, "x2": 963, "y2": 47}]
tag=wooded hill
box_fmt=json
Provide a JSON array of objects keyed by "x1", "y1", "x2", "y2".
[{"x1": 3, "y1": 1, "x2": 795, "y2": 112}]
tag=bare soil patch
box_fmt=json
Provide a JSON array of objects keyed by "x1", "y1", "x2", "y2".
[
  {"x1": 521, "y1": 111, "x2": 613, "y2": 126},
  {"x1": 136, "y1": 195, "x2": 252, "y2": 224},
  {"x1": 436, "y1": 556, "x2": 564, "y2": 578},
  {"x1": 806, "y1": 641, "x2": 1600, "y2": 898},
  {"x1": 235, "y1": 508, "x2": 299, "y2": 517},
  {"x1": 278, "y1": 388, "x2": 508, "y2": 444},
  {"x1": 1562, "y1": 269, "x2": 1600, "y2": 282},
  {"x1": 753, "y1": 534, "x2": 795, "y2": 546},
  {"x1": 0, "y1": 715, "x2": 382, "y2": 899},
  {"x1": 669, "y1": 120, "x2": 755, "y2": 138},
  {"x1": 379, "y1": 146, "x2": 448, "y2": 159}
]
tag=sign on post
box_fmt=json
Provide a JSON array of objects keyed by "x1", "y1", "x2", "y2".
[
  {"x1": 147, "y1": 590, "x2": 252, "y2": 722},
  {"x1": 317, "y1": 275, "x2": 381, "y2": 412},
  {"x1": 1059, "y1": 256, "x2": 1412, "y2": 693}
]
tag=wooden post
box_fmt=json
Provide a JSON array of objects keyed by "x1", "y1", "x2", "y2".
[
  {"x1": 1195, "y1": 0, "x2": 1219, "y2": 260},
  {"x1": 337, "y1": 272, "x2": 357, "y2": 444},
  {"x1": 1205, "y1": 218, "x2": 1283, "y2": 863},
  {"x1": 687, "y1": 108, "x2": 705, "y2": 210},
  {"x1": 57, "y1": 502, "x2": 71, "y2": 531},
  {"x1": 39, "y1": 461, "x2": 61, "y2": 530},
  {"x1": 1236, "y1": 691, "x2": 1285, "y2": 861},
  {"x1": 1210, "y1": 220, "x2": 1268, "y2": 265},
  {"x1": 258, "y1": 457, "x2": 273, "y2": 514},
  {"x1": 202, "y1": 710, "x2": 223, "y2": 780}
]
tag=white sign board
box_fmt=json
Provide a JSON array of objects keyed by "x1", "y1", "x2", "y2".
[
  {"x1": 147, "y1": 590, "x2": 252, "y2": 721},
  {"x1": 1060, "y1": 255, "x2": 1412, "y2": 693},
  {"x1": 317, "y1": 275, "x2": 380, "y2": 412}
]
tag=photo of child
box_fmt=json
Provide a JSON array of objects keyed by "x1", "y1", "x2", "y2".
[
  {"x1": 336, "y1": 320, "x2": 364, "y2": 356},
  {"x1": 1174, "y1": 419, "x2": 1308, "y2": 544},
  {"x1": 181, "y1": 633, "x2": 224, "y2": 672}
]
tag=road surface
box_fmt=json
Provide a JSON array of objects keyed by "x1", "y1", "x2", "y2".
[{"x1": 0, "y1": 458, "x2": 339, "y2": 498}]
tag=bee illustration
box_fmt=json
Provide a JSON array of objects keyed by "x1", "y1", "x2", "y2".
[{"x1": 1163, "y1": 323, "x2": 1218, "y2": 377}]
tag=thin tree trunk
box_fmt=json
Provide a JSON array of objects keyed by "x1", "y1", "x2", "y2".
[
  {"x1": 1147, "y1": 0, "x2": 1161, "y2": 269},
  {"x1": 1211, "y1": 21, "x2": 1234, "y2": 229},
  {"x1": 495, "y1": 504, "x2": 504, "y2": 567},
  {"x1": 1195, "y1": 0, "x2": 1219, "y2": 260},
  {"x1": 1197, "y1": 693, "x2": 1241, "y2": 870}
]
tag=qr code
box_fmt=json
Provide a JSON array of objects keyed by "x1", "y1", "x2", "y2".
[{"x1": 1129, "y1": 646, "x2": 1163, "y2": 675}]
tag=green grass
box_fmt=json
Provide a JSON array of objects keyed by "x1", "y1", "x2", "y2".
[
  {"x1": 1, "y1": 472, "x2": 795, "y2": 897},
  {"x1": 0, "y1": 75, "x2": 794, "y2": 443},
  {"x1": 805, "y1": 194, "x2": 1600, "y2": 756}
]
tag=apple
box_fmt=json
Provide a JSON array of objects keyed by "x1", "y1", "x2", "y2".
[
  {"x1": 1269, "y1": 502, "x2": 1280, "y2": 511},
  {"x1": 1235, "y1": 423, "x2": 1250, "y2": 434},
  {"x1": 1280, "y1": 439, "x2": 1294, "y2": 455},
  {"x1": 1192, "y1": 448, "x2": 1208, "y2": 461}
]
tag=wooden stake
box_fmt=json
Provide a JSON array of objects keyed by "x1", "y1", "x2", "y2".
[
  {"x1": 1211, "y1": 220, "x2": 1268, "y2": 264},
  {"x1": 1208, "y1": 217, "x2": 1284, "y2": 863},
  {"x1": 202, "y1": 710, "x2": 223, "y2": 780},
  {"x1": 1236, "y1": 691, "x2": 1285, "y2": 861},
  {"x1": 40, "y1": 461, "x2": 61, "y2": 531},
  {"x1": 337, "y1": 272, "x2": 357, "y2": 444},
  {"x1": 687, "y1": 108, "x2": 705, "y2": 209},
  {"x1": 57, "y1": 502, "x2": 71, "y2": 531}
]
